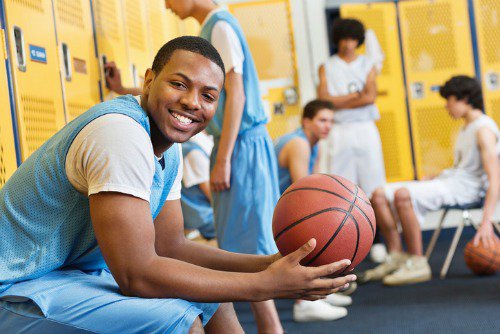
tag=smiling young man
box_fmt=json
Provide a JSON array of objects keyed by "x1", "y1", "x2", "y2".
[
  {"x1": 0, "y1": 37, "x2": 356, "y2": 333},
  {"x1": 165, "y1": 1, "x2": 285, "y2": 332}
]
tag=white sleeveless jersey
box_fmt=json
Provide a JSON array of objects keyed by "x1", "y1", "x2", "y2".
[
  {"x1": 439, "y1": 114, "x2": 500, "y2": 196},
  {"x1": 324, "y1": 54, "x2": 379, "y2": 123}
]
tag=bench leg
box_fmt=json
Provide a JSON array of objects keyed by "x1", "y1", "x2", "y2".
[
  {"x1": 426, "y1": 209, "x2": 448, "y2": 259},
  {"x1": 440, "y1": 211, "x2": 467, "y2": 279}
]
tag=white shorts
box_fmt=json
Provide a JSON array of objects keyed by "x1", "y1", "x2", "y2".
[
  {"x1": 384, "y1": 179, "x2": 456, "y2": 225},
  {"x1": 322, "y1": 121, "x2": 386, "y2": 196}
]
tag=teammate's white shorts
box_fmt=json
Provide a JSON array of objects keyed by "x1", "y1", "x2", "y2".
[
  {"x1": 384, "y1": 179, "x2": 458, "y2": 225},
  {"x1": 322, "y1": 121, "x2": 386, "y2": 197}
]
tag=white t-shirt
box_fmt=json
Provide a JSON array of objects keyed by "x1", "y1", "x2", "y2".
[
  {"x1": 183, "y1": 132, "x2": 214, "y2": 189},
  {"x1": 65, "y1": 106, "x2": 183, "y2": 202},
  {"x1": 324, "y1": 54, "x2": 379, "y2": 123},
  {"x1": 201, "y1": 7, "x2": 244, "y2": 74}
]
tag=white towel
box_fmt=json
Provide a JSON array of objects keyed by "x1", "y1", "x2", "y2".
[{"x1": 365, "y1": 29, "x2": 385, "y2": 74}]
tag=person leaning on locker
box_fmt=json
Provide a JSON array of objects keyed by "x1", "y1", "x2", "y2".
[
  {"x1": 0, "y1": 36, "x2": 357, "y2": 334},
  {"x1": 181, "y1": 130, "x2": 216, "y2": 241},
  {"x1": 318, "y1": 18, "x2": 385, "y2": 197},
  {"x1": 362, "y1": 75, "x2": 500, "y2": 286},
  {"x1": 274, "y1": 100, "x2": 355, "y2": 323},
  {"x1": 165, "y1": 1, "x2": 285, "y2": 332}
]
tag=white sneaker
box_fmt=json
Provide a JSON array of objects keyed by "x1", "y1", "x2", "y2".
[
  {"x1": 359, "y1": 252, "x2": 408, "y2": 283},
  {"x1": 383, "y1": 255, "x2": 432, "y2": 286},
  {"x1": 324, "y1": 293, "x2": 352, "y2": 307},
  {"x1": 293, "y1": 300, "x2": 348, "y2": 322},
  {"x1": 370, "y1": 243, "x2": 388, "y2": 263}
]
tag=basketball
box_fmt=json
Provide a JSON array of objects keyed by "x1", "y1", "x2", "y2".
[
  {"x1": 272, "y1": 174, "x2": 376, "y2": 274},
  {"x1": 464, "y1": 240, "x2": 499, "y2": 276}
]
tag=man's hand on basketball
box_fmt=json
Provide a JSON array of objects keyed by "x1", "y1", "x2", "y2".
[
  {"x1": 474, "y1": 221, "x2": 499, "y2": 249},
  {"x1": 210, "y1": 160, "x2": 231, "y2": 192},
  {"x1": 260, "y1": 238, "x2": 356, "y2": 301}
]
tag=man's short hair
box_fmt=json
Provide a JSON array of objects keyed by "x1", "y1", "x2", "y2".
[
  {"x1": 303, "y1": 100, "x2": 334, "y2": 120},
  {"x1": 332, "y1": 18, "x2": 365, "y2": 47},
  {"x1": 151, "y1": 36, "x2": 225, "y2": 78},
  {"x1": 439, "y1": 75, "x2": 483, "y2": 110}
]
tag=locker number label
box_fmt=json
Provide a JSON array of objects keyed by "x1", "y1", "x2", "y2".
[{"x1": 29, "y1": 45, "x2": 47, "y2": 63}]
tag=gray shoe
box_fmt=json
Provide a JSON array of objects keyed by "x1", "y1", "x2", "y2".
[
  {"x1": 383, "y1": 255, "x2": 432, "y2": 286},
  {"x1": 358, "y1": 252, "x2": 408, "y2": 283}
]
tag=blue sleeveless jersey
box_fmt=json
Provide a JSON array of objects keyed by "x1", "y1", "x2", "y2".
[
  {"x1": 0, "y1": 95, "x2": 180, "y2": 293},
  {"x1": 181, "y1": 141, "x2": 214, "y2": 238},
  {"x1": 274, "y1": 128, "x2": 318, "y2": 194},
  {"x1": 200, "y1": 10, "x2": 268, "y2": 137}
]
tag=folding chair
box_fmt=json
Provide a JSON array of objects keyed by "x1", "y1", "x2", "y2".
[{"x1": 425, "y1": 200, "x2": 483, "y2": 279}]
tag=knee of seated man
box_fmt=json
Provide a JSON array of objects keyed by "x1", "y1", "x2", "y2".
[
  {"x1": 189, "y1": 316, "x2": 205, "y2": 334},
  {"x1": 394, "y1": 188, "x2": 411, "y2": 208},
  {"x1": 371, "y1": 187, "x2": 388, "y2": 207}
]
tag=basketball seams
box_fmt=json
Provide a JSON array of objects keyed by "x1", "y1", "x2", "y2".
[
  {"x1": 465, "y1": 246, "x2": 498, "y2": 272},
  {"x1": 274, "y1": 207, "x2": 353, "y2": 241},
  {"x1": 280, "y1": 187, "x2": 375, "y2": 238},
  {"x1": 305, "y1": 186, "x2": 360, "y2": 267},
  {"x1": 323, "y1": 174, "x2": 371, "y2": 206}
]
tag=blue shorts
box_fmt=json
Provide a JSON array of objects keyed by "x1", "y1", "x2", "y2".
[
  {"x1": 211, "y1": 125, "x2": 280, "y2": 255},
  {"x1": 0, "y1": 269, "x2": 219, "y2": 333}
]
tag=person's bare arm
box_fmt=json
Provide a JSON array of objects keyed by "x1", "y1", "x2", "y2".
[
  {"x1": 199, "y1": 181, "x2": 212, "y2": 203},
  {"x1": 317, "y1": 65, "x2": 377, "y2": 109},
  {"x1": 285, "y1": 139, "x2": 311, "y2": 183},
  {"x1": 90, "y1": 193, "x2": 355, "y2": 302},
  {"x1": 105, "y1": 62, "x2": 142, "y2": 96},
  {"x1": 210, "y1": 70, "x2": 245, "y2": 192},
  {"x1": 473, "y1": 127, "x2": 500, "y2": 248}
]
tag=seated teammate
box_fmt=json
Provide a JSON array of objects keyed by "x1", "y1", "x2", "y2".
[
  {"x1": 363, "y1": 75, "x2": 500, "y2": 286},
  {"x1": 274, "y1": 100, "x2": 352, "y2": 322},
  {"x1": 0, "y1": 37, "x2": 356, "y2": 333},
  {"x1": 181, "y1": 130, "x2": 216, "y2": 240}
]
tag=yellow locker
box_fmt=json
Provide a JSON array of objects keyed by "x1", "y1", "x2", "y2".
[
  {"x1": 473, "y1": 0, "x2": 500, "y2": 125},
  {"x1": 54, "y1": 0, "x2": 101, "y2": 122},
  {"x1": 92, "y1": 0, "x2": 132, "y2": 99},
  {"x1": 0, "y1": 29, "x2": 18, "y2": 187},
  {"x1": 3, "y1": 0, "x2": 66, "y2": 161},
  {"x1": 179, "y1": 17, "x2": 200, "y2": 36},
  {"x1": 146, "y1": 0, "x2": 181, "y2": 59},
  {"x1": 398, "y1": 0, "x2": 475, "y2": 178},
  {"x1": 229, "y1": 0, "x2": 300, "y2": 139},
  {"x1": 122, "y1": 0, "x2": 151, "y2": 87},
  {"x1": 341, "y1": 2, "x2": 414, "y2": 182}
]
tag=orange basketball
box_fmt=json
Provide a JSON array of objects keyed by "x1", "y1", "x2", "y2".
[
  {"x1": 272, "y1": 174, "x2": 375, "y2": 274},
  {"x1": 464, "y1": 240, "x2": 499, "y2": 276}
]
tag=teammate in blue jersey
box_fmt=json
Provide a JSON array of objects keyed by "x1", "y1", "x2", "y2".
[
  {"x1": 166, "y1": 1, "x2": 285, "y2": 332},
  {"x1": 0, "y1": 36, "x2": 356, "y2": 333}
]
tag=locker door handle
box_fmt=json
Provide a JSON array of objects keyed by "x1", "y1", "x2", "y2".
[
  {"x1": 131, "y1": 63, "x2": 138, "y2": 88},
  {"x1": 61, "y1": 43, "x2": 72, "y2": 81},
  {"x1": 13, "y1": 26, "x2": 26, "y2": 72}
]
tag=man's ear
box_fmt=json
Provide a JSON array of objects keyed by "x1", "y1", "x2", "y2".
[{"x1": 142, "y1": 69, "x2": 155, "y2": 96}]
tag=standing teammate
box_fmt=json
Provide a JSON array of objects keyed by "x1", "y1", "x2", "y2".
[
  {"x1": 318, "y1": 18, "x2": 384, "y2": 198},
  {"x1": 365, "y1": 76, "x2": 499, "y2": 285},
  {"x1": 275, "y1": 100, "x2": 353, "y2": 322},
  {"x1": 165, "y1": 1, "x2": 283, "y2": 332},
  {"x1": 0, "y1": 37, "x2": 356, "y2": 333}
]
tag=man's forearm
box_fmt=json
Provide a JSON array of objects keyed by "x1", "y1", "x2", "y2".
[
  {"x1": 174, "y1": 237, "x2": 273, "y2": 273},
  {"x1": 130, "y1": 255, "x2": 268, "y2": 302}
]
